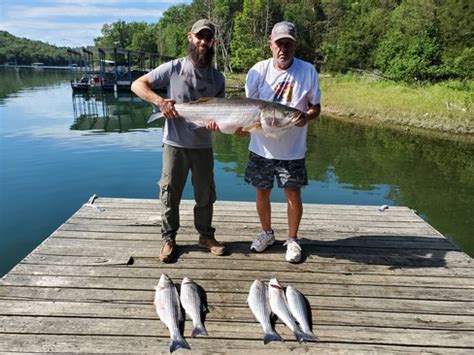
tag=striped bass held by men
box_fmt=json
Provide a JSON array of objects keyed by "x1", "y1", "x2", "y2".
[{"x1": 148, "y1": 97, "x2": 303, "y2": 138}]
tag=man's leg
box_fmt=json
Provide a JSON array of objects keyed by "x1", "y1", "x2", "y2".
[
  {"x1": 190, "y1": 148, "x2": 216, "y2": 238},
  {"x1": 159, "y1": 144, "x2": 189, "y2": 240},
  {"x1": 190, "y1": 148, "x2": 224, "y2": 256},
  {"x1": 285, "y1": 187, "x2": 303, "y2": 238},
  {"x1": 277, "y1": 158, "x2": 307, "y2": 263},
  {"x1": 245, "y1": 151, "x2": 276, "y2": 252},
  {"x1": 256, "y1": 188, "x2": 272, "y2": 231}
]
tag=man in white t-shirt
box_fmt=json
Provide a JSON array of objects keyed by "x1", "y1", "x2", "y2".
[{"x1": 244, "y1": 21, "x2": 321, "y2": 263}]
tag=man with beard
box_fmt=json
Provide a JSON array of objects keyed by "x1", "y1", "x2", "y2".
[{"x1": 131, "y1": 19, "x2": 226, "y2": 262}]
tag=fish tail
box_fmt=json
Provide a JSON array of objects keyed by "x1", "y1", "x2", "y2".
[
  {"x1": 303, "y1": 329, "x2": 319, "y2": 342},
  {"x1": 169, "y1": 335, "x2": 191, "y2": 353},
  {"x1": 263, "y1": 330, "x2": 283, "y2": 344},
  {"x1": 295, "y1": 329, "x2": 317, "y2": 343},
  {"x1": 191, "y1": 324, "x2": 208, "y2": 337},
  {"x1": 147, "y1": 112, "x2": 163, "y2": 124}
]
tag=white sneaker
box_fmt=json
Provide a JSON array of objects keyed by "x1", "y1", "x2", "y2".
[
  {"x1": 250, "y1": 230, "x2": 275, "y2": 252},
  {"x1": 284, "y1": 238, "x2": 302, "y2": 263}
]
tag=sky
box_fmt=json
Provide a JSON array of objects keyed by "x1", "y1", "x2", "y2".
[{"x1": 0, "y1": 0, "x2": 191, "y2": 47}]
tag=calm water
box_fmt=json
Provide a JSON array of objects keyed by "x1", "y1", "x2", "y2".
[{"x1": 0, "y1": 68, "x2": 473, "y2": 276}]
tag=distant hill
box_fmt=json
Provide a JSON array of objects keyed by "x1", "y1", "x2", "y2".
[{"x1": 0, "y1": 31, "x2": 71, "y2": 65}]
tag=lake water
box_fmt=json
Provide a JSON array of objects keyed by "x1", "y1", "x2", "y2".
[{"x1": 1, "y1": 68, "x2": 473, "y2": 276}]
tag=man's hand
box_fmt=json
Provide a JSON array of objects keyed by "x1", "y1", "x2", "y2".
[
  {"x1": 293, "y1": 111, "x2": 308, "y2": 127},
  {"x1": 206, "y1": 120, "x2": 220, "y2": 132},
  {"x1": 234, "y1": 127, "x2": 250, "y2": 137},
  {"x1": 157, "y1": 98, "x2": 179, "y2": 119},
  {"x1": 293, "y1": 103, "x2": 321, "y2": 127}
]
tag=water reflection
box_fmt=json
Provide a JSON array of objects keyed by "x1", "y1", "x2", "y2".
[{"x1": 70, "y1": 92, "x2": 158, "y2": 133}]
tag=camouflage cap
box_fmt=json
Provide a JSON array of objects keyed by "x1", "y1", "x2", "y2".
[
  {"x1": 191, "y1": 19, "x2": 215, "y2": 35},
  {"x1": 271, "y1": 21, "x2": 297, "y2": 42}
]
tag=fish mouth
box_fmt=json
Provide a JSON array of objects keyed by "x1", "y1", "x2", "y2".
[
  {"x1": 270, "y1": 283, "x2": 283, "y2": 290},
  {"x1": 182, "y1": 277, "x2": 193, "y2": 284}
]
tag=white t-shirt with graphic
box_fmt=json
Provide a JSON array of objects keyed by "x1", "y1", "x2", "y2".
[{"x1": 245, "y1": 57, "x2": 320, "y2": 160}]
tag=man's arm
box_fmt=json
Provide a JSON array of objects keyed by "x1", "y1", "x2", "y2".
[{"x1": 131, "y1": 74, "x2": 179, "y2": 119}]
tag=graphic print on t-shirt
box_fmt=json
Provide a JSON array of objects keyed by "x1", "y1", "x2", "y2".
[{"x1": 272, "y1": 80, "x2": 294, "y2": 103}]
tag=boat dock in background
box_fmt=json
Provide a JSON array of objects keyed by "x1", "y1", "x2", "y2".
[
  {"x1": 0, "y1": 197, "x2": 473, "y2": 353},
  {"x1": 68, "y1": 47, "x2": 174, "y2": 93}
]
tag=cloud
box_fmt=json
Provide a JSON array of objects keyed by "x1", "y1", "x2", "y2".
[
  {"x1": 7, "y1": 5, "x2": 163, "y2": 19},
  {"x1": 1, "y1": 20, "x2": 105, "y2": 46},
  {"x1": 45, "y1": 0, "x2": 185, "y2": 4},
  {"x1": 0, "y1": 0, "x2": 189, "y2": 47}
]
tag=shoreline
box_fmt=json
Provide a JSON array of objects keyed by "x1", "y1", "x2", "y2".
[
  {"x1": 226, "y1": 72, "x2": 473, "y2": 143},
  {"x1": 322, "y1": 106, "x2": 474, "y2": 145}
]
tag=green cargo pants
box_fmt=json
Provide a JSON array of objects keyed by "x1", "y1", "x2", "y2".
[{"x1": 159, "y1": 144, "x2": 216, "y2": 240}]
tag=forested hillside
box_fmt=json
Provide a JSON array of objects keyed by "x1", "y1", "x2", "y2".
[
  {"x1": 3, "y1": 0, "x2": 472, "y2": 82},
  {"x1": 93, "y1": 0, "x2": 472, "y2": 82},
  {"x1": 0, "y1": 31, "x2": 70, "y2": 65}
]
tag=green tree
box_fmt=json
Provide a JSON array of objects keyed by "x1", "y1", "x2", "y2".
[
  {"x1": 129, "y1": 23, "x2": 158, "y2": 53},
  {"x1": 94, "y1": 20, "x2": 132, "y2": 48},
  {"x1": 191, "y1": 0, "x2": 243, "y2": 72},
  {"x1": 437, "y1": 0, "x2": 474, "y2": 78},
  {"x1": 155, "y1": 4, "x2": 192, "y2": 58},
  {"x1": 279, "y1": 0, "x2": 321, "y2": 64},
  {"x1": 375, "y1": 0, "x2": 445, "y2": 81},
  {"x1": 230, "y1": 0, "x2": 274, "y2": 72},
  {"x1": 0, "y1": 31, "x2": 69, "y2": 65}
]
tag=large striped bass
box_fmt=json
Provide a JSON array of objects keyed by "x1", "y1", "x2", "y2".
[
  {"x1": 268, "y1": 278, "x2": 314, "y2": 343},
  {"x1": 148, "y1": 97, "x2": 302, "y2": 137},
  {"x1": 180, "y1": 277, "x2": 209, "y2": 337},
  {"x1": 286, "y1": 285, "x2": 319, "y2": 341},
  {"x1": 154, "y1": 274, "x2": 191, "y2": 353},
  {"x1": 247, "y1": 279, "x2": 283, "y2": 344}
]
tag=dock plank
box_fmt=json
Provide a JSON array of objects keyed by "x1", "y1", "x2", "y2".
[{"x1": 1, "y1": 197, "x2": 473, "y2": 353}]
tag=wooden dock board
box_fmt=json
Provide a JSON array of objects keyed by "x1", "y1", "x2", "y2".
[{"x1": 1, "y1": 197, "x2": 473, "y2": 353}]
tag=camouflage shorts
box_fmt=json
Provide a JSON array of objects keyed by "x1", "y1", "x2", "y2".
[{"x1": 244, "y1": 151, "x2": 308, "y2": 189}]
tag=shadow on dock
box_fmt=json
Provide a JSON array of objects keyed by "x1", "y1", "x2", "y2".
[{"x1": 173, "y1": 235, "x2": 449, "y2": 268}]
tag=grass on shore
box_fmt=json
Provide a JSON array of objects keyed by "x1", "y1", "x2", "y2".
[
  {"x1": 320, "y1": 73, "x2": 473, "y2": 135},
  {"x1": 225, "y1": 72, "x2": 473, "y2": 137}
]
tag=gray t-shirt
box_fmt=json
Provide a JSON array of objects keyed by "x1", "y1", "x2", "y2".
[{"x1": 148, "y1": 57, "x2": 225, "y2": 149}]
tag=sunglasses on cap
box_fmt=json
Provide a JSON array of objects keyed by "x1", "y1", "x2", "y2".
[{"x1": 194, "y1": 32, "x2": 214, "y2": 41}]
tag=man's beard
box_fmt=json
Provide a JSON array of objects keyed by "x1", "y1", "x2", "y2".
[{"x1": 189, "y1": 42, "x2": 214, "y2": 67}]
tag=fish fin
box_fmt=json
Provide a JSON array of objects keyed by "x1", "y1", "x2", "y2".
[
  {"x1": 185, "y1": 121, "x2": 203, "y2": 131},
  {"x1": 191, "y1": 324, "x2": 208, "y2": 337},
  {"x1": 170, "y1": 337, "x2": 191, "y2": 353},
  {"x1": 190, "y1": 97, "x2": 214, "y2": 104},
  {"x1": 304, "y1": 329, "x2": 320, "y2": 342},
  {"x1": 295, "y1": 329, "x2": 317, "y2": 343},
  {"x1": 242, "y1": 123, "x2": 261, "y2": 132},
  {"x1": 263, "y1": 330, "x2": 283, "y2": 344},
  {"x1": 147, "y1": 112, "x2": 163, "y2": 124}
]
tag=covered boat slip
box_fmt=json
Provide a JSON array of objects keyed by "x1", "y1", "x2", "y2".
[{"x1": 0, "y1": 197, "x2": 473, "y2": 353}]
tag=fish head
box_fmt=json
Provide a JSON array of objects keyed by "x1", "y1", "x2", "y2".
[
  {"x1": 260, "y1": 104, "x2": 300, "y2": 137},
  {"x1": 182, "y1": 277, "x2": 193, "y2": 285},
  {"x1": 250, "y1": 279, "x2": 264, "y2": 290},
  {"x1": 156, "y1": 273, "x2": 173, "y2": 290},
  {"x1": 268, "y1": 278, "x2": 284, "y2": 290}
]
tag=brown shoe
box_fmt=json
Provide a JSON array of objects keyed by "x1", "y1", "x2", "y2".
[
  {"x1": 159, "y1": 239, "x2": 176, "y2": 262},
  {"x1": 198, "y1": 235, "x2": 225, "y2": 256}
]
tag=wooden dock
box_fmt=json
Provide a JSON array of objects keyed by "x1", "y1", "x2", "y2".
[{"x1": 1, "y1": 197, "x2": 473, "y2": 353}]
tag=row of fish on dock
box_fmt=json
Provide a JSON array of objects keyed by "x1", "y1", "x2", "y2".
[
  {"x1": 249, "y1": 278, "x2": 319, "y2": 344},
  {"x1": 154, "y1": 274, "x2": 318, "y2": 353},
  {"x1": 154, "y1": 274, "x2": 207, "y2": 353}
]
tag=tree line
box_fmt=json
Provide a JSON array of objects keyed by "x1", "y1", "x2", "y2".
[
  {"x1": 0, "y1": 31, "x2": 70, "y2": 66},
  {"x1": 2, "y1": 0, "x2": 472, "y2": 82},
  {"x1": 93, "y1": 0, "x2": 472, "y2": 82}
]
